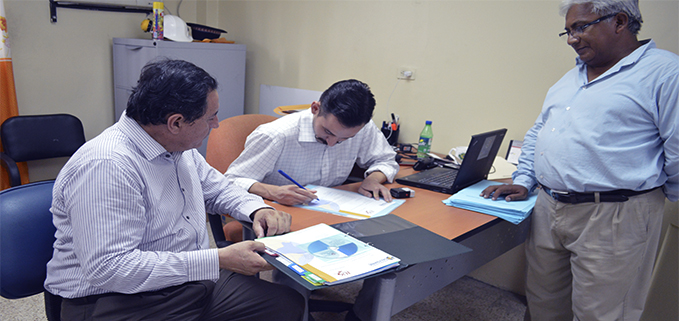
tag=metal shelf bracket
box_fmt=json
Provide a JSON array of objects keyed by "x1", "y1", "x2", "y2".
[{"x1": 49, "y1": 0, "x2": 152, "y2": 23}]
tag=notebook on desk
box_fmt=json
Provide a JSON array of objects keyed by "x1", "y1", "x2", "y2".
[{"x1": 396, "y1": 128, "x2": 507, "y2": 194}]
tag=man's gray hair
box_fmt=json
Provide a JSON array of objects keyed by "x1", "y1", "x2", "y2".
[{"x1": 559, "y1": 0, "x2": 643, "y2": 35}]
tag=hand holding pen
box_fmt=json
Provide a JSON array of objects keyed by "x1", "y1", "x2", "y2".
[{"x1": 275, "y1": 170, "x2": 319, "y2": 205}]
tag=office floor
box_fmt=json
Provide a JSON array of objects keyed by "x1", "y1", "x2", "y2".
[
  {"x1": 305, "y1": 275, "x2": 527, "y2": 321},
  {"x1": 0, "y1": 227, "x2": 527, "y2": 321}
]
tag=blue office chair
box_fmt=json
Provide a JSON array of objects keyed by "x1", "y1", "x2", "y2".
[
  {"x1": 0, "y1": 113, "x2": 86, "y2": 187},
  {"x1": 0, "y1": 180, "x2": 62, "y2": 320}
]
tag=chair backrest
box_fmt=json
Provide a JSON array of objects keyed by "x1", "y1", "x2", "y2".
[
  {"x1": 1, "y1": 114, "x2": 86, "y2": 187},
  {"x1": 205, "y1": 114, "x2": 277, "y2": 247},
  {"x1": 206, "y1": 114, "x2": 278, "y2": 173},
  {"x1": 0, "y1": 180, "x2": 56, "y2": 299},
  {"x1": 1, "y1": 114, "x2": 86, "y2": 162}
]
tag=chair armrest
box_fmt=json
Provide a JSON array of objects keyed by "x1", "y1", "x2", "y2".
[
  {"x1": 0, "y1": 152, "x2": 22, "y2": 187},
  {"x1": 207, "y1": 214, "x2": 235, "y2": 248}
]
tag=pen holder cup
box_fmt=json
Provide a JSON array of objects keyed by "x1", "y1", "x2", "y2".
[{"x1": 381, "y1": 126, "x2": 399, "y2": 146}]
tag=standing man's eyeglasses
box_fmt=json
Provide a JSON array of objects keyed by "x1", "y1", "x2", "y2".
[{"x1": 559, "y1": 13, "x2": 618, "y2": 38}]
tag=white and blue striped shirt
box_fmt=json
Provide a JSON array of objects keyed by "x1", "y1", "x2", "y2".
[{"x1": 45, "y1": 113, "x2": 270, "y2": 298}]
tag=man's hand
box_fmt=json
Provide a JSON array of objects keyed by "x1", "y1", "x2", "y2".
[
  {"x1": 358, "y1": 172, "x2": 392, "y2": 202},
  {"x1": 217, "y1": 241, "x2": 273, "y2": 275},
  {"x1": 480, "y1": 184, "x2": 529, "y2": 201},
  {"x1": 250, "y1": 182, "x2": 317, "y2": 206},
  {"x1": 251, "y1": 208, "x2": 291, "y2": 238}
]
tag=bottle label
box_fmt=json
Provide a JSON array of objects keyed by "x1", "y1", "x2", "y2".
[
  {"x1": 153, "y1": 2, "x2": 164, "y2": 40},
  {"x1": 417, "y1": 137, "x2": 432, "y2": 158}
]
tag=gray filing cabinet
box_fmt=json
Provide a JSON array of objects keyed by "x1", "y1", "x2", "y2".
[{"x1": 112, "y1": 38, "x2": 246, "y2": 156}]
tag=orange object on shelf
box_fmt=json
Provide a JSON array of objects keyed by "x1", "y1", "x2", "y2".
[
  {"x1": 198, "y1": 37, "x2": 235, "y2": 44},
  {"x1": 273, "y1": 104, "x2": 311, "y2": 115}
]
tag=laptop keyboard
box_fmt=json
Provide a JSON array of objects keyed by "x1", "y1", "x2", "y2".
[{"x1": 419, "y1": 170, "x2": 458, "y2": 186}]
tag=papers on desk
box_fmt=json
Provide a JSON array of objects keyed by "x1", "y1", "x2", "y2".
[
  {"x1": 487, "y1": 156, "x2": 517, "y2": 180},
  {"x1": 257, "y1": 223, "x2": 401, "y2": 286},
  {"x1": 297, "y1": 185, "x2": 405, "y2": 219},
  {"x1": 442, "y1": 180, "x2": 536, "y2": 224}
]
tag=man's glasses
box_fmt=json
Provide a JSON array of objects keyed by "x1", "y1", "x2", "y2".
[{"x1": 559, "y1": 13, "x2": 618, "y2": 38}]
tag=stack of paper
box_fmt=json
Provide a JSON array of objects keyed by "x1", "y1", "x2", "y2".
[
  {"x1": 257, "y1": 223, "x2": 401, "y2": 286},
  {"x1": 442, "y1": 180, "x2": 536, "y2": 224},
  {"x1": 298, "y1": 185, "x2": 405, "y2": 219}
]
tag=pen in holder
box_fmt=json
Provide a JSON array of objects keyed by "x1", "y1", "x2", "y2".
[{"x1": 381, "y1": 121, "x2": 399, "y2": 146}]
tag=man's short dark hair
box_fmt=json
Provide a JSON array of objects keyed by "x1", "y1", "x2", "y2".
[
  {"x1": 318, "y1": 79, "x2": 376, "y2": 128},
  {"x1": 126, "y1": 59, "x2": 218, "y2": 125}
]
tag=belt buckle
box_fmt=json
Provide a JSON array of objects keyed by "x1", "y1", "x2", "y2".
[{"x1": 549, "y1": 188, "x2": 569, "y2": 200}]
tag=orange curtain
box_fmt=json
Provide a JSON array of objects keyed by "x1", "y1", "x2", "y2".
[{"x1": 0, "y1": 0, "x2": 28, "y2": 190}]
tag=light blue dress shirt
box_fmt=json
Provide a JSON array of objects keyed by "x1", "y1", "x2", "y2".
[
  {"x1": 513, "y1": 40, "x2": 679, "y2": 202},
  {"x1": 45, "y1": 114, "x2": 271, "y2": 298}
]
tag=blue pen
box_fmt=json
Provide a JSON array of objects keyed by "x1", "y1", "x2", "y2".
[
  {"x1": 278, "y1": 170, "x2": 320, "y2": 203},
  {"x1": 277, "y1": 170, "x2": 306, "y2": 189}
]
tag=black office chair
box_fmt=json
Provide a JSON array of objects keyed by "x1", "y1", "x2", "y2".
[
  {"x1": 0, "y1": 180, "x2": 62, "y2": 321},
  {"x1": 0, "y1": 114, "x2": 86, "y2": 187}
]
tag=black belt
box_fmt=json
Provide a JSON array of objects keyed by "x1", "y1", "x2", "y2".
[
  {"x1": 64, "y1": 292, "x2": 118, "y2": 305},
  {"x1": 540, "y1": 185, "x2": 658, "y2": 204}
]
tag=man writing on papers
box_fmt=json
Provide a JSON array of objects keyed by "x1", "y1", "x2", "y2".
[
  {"x1": 225, "y1": 79, "x2": 399, "y2": 205},
  {"x1": 481, "y1": 0, "x2": 678, "y2": 320},
  {"x1": 44, "y1": 59, "x2": 304, "y2": 320}
]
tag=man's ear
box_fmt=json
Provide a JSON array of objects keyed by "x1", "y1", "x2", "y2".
[
  {"x1": 310, "y1": 101, "x2": 321, "y2": 115},
  {"x1": 166, "y1": 113, "x2": 184, "y2": 134},
  {"x1": 614, "y1": 12, "x2": 629, "y2": 33}
]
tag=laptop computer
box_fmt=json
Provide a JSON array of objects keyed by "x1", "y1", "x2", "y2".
[{"x1": 396, "y1": 128, "x2": 507, "y2": 194}]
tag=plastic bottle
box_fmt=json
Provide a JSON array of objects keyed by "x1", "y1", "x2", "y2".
[
  {"x1": 417, "y1": 120, "x2": 433, "y2": 159},
  {"x1": 152, "y1": 2, "x2": 164, "y2": 40}
]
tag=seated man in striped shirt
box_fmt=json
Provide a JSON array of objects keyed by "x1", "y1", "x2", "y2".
[
  {"x1": 44, "y1": 59, "x2": 304, "y2": 321},
  {"x1": 225, "y1": 79, "x2": 399, "y2": 206}
]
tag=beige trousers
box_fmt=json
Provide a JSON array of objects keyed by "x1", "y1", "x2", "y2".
[{"x1": 525, "y1": 188, "x2": 665, "y2": 321}]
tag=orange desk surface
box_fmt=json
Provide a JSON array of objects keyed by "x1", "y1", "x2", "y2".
[{"x1": 266, "y1": 166, "x2": 506, "y2": 240}]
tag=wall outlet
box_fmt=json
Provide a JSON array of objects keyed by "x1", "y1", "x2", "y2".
[{"x1": 397, "y1": 67, "x2": 416, "y2": 80}]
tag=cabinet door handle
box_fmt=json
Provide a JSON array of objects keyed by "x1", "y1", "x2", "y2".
[{"x1": 125, "y1": 46, "x2": 144, "y2": 51}]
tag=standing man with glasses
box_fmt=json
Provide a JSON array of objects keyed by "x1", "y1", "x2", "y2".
[
  {"x1": 481, "y1": 0, "x2": 678, "y2": 320},
  {"x1": 225, "y1": 79, "x2": 399, "y2": 206}
]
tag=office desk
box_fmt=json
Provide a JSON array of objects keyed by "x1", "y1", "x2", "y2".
[{"x1": 264, "y1": 167, "x2": 531, "y2": 321}]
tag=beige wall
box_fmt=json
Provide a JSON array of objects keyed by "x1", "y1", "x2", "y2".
[
  {"x1": 219, "y1": 0, "x2": 678, "y2": 155},
  {"x1": 4, "y1": 0, "x2": 678, "y2": 294}
]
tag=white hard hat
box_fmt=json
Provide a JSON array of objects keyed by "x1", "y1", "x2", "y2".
[{"x1": 164, "y1": 15, "x2": 193, "y2": 42}]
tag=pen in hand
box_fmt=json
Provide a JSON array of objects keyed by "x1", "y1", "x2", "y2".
[{"x1": 277, "y1": 170, "x2": 320, "y2": 202}]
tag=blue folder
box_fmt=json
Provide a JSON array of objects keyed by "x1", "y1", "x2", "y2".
[{"x1": 442, "y1": 180, "x2": 537, "y2": 224}]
